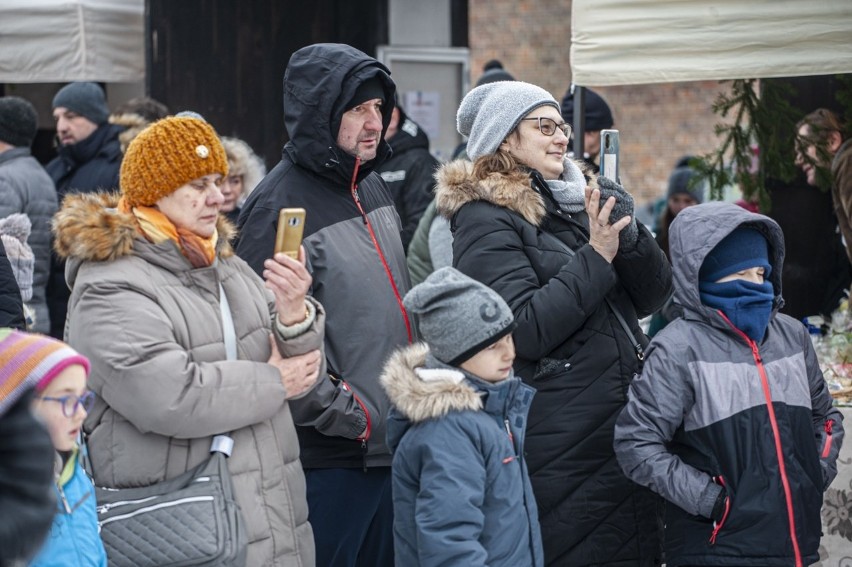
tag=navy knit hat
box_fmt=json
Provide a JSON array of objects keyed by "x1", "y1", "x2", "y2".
[
  {"x1": 52, "y1": 82, "x2": 109, "y2": 125},
  {"x1": 0, "y1": 96, "x2": 38, "y2": 147},
  {"x1": 475, "y1": 60, "x2": 515, "y2": 87},
  {"x1": 560, "y1": 86, "x2": 614, "y2": 131},
  {"x1": 699, "y1": 227, "x2": 771, "y2": 282}
]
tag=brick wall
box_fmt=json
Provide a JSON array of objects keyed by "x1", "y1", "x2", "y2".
[{"x1": 468, "y1": 0, "x2": 733, "y2": 209}]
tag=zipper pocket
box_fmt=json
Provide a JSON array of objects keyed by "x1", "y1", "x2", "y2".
[
  {"x1": 97, "y1": 495, "x2": 158, "y2": 514},
  {"x1": 708, "y1": 476, "x2": 731, "y2": 545},
  {"x1": 99, "y1": 496, "x2": 214, "y2": 526}
]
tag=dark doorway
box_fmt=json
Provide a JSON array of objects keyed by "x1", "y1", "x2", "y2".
[{"x1": 147, "y1": 0, "x2": 389, "y2": 169}]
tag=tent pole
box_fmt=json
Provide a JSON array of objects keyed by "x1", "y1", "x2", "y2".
[{"x1": 572, "y1": 84, "x2": 585, "y2": 159}]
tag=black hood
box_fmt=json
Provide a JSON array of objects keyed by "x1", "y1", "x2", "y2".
[
  {"x1": 387, "y1": 109, "x2": 431, "y2": 155},
  {"x1": 282, "y1": 43, "x2": 396, "y2": 185}
]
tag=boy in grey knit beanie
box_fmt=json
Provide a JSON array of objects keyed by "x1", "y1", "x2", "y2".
[{"x1": 403, "y1": 267, "x2": 515, "y2": 370}]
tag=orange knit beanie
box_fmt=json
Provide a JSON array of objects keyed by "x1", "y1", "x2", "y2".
[{"x1": 120, "y1": 116, "x2": 228, "y2": 207}]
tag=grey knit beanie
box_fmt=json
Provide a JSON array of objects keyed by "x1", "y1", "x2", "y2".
[
  {"x1": 457, "y1": 81, "x2": 560, "y2": 160},
  {"x1": 0, "y1": 214, "x2": 34, "y2": 303},
  {"x1": 404, "y1": 267, "x2": 515, "y2": 366},
  {"x1": 667, "y1": 158, "x2": 705, "y2": 204},
  {"x1": 0, "y1": 97, "x2": 38, "y2": 148},
  {"x1": 52, "y1": 82, "x2": 109, "y2": 125}
]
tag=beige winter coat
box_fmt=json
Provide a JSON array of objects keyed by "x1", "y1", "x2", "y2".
[{"x1": 54, "y1": 192, "x2": 321, "y2": 567}]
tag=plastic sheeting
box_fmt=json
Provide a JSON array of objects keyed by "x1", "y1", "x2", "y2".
[
  {"x1": 570, "y1": 0, "x2": 852, "y2": 87},
  {"x1": 0, "y1": 0, "x2": 144, "y2": 82}
]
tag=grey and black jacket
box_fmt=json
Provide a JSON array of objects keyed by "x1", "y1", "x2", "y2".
[
  {"x1": 615, "y1": 202, "x2": 845, "y2": 567},
  {"x1": 237, "y1": 43, "x2": 412, "y2": 469},
  {"x1": 0, "y1": 147, "x2": 58, "y2": 333},
  {"x1": 436, "y1": 158, "x2": 672, "y2": 566}
]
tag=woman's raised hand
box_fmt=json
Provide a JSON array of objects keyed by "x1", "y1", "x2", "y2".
[
  {"x1": 585, "y1": 186, "x2": 632, "y2": 263},
  {"x1": 268, "y1": 336, "x2": 322, "y2": 399},
  {"x1": 264, "y1": 246, "x2": 312, "y2": 326}
]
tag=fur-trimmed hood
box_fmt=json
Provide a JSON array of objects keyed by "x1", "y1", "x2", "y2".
[
  {"x1": 108, "y1": 112, "x2": 150, "y2": 154},
  {"x1": 380, "y1": 343, "x2": 483, "y2": 424},
  {"x1": 52, "y1": 192, "x2": 237, "y2": 286},
  {"x1": 435, "y1": 157, "x2": 596, "y2": 227}
]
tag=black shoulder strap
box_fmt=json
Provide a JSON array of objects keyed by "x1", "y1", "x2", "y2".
[{"x1": 548, "y1": 233, "x2": 645, "y2": 361}]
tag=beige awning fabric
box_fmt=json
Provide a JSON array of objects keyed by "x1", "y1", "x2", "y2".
[
  {"x1": 570, "y1": 0, "x2": 852, "y2": 87},
  {"x1": 0, "y1": 0, "x2": 144, "y2": 83}
]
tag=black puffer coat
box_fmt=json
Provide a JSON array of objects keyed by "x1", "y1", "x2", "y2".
[{"x1": 436, "y1": 159, "x2": 672, "y2": 566}]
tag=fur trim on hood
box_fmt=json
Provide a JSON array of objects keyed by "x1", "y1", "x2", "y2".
[
  {"x1": 380, "y1": 343, "x2": 483, "y2": 423},
  {"x1": 220, "y1": 137, "x2": 267, "y2": 206},
  {"x1": 52, "y1": 192, "x2": 237, "y2": 263},
  {"x1": 434, "y1": 158, "x2": 596, "y2": 227},
  {"x1": 109, "y1": 112, "x2": 150, "y2": 154}
]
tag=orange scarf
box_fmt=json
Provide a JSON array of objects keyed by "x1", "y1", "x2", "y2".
[{"x1": 118, "y1": 197, "x2": 218, "y2": 268}]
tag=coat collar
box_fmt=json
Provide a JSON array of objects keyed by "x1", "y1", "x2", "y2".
[{"x1": 434, "y1": 158, "x2": 595, "y2": 227}]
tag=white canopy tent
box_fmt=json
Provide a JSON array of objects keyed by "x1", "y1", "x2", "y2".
[
  {"x1": 570, "y1": 0, "x2": 852, "y2": 87},
  {"x1": 0, "y1": 0, "x2": 144, "y2": 83}
]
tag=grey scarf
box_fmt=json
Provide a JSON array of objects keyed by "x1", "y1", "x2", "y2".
[{"x1": 545, "y1": 158, "x2": 586, "y2": 213}]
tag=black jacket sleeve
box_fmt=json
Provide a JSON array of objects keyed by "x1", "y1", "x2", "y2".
[
  {"x1": 0, "y1": 240, "x2": 25, "y2": 330},
  {"x1": 612, "y1": 222, "x2": 673, "y2": 318}
]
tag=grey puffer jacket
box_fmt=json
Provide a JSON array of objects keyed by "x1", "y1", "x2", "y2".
[
  {"x1": 0, "y1": 147, "x2": 58, "y2": 333},
  {"x1": 54, "y1": 192, "x2": 323, "y2": 567},
  {"x1": 615, "y1": 202, "x2": 845, "y2": 567},
  {"x1": 383, "y1": 344, "x2": 542, "y2": 567}
]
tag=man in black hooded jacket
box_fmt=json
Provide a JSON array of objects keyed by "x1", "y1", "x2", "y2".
[
  {"x1": 375, "y1": 102, "x2": 438, "y2": 251},
  {"x1": 236, "y1": 43, "x2": 412, "y2": 567}
]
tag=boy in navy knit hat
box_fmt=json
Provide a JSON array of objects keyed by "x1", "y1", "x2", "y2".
[{"x1": 615, "y1": 202, "x2": 844, "y2": 567}]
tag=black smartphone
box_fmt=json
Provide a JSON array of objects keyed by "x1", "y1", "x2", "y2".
[{"x1": 599, "y1": 129, "x2": 620, "y2": 182}]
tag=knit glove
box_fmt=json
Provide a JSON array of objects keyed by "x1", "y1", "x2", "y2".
[{"x1": 596, "y1": 176, "x2": 638, "y2": 251}]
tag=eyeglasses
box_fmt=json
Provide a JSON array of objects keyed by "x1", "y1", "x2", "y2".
[
  {"x1": 37, "y1": 391, "x2": 95, "y2": 418},
  {"x1": 521, "y1": 117, "x2": 572, "y2": 138}
]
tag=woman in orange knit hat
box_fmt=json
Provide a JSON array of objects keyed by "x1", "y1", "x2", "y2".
[{"x1": 52, "y1": 115, "x2": 324, "y2": 566}]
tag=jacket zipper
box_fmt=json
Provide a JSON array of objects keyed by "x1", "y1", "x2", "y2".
[
  {"x1": 822, "y1": 419, "x2": 834, "y2": 458},
  {"x1": 342, "y1": 380, "x2": 371, "y2": 472},
  {"x1": 719, "y1": 311, "x2": 803, "y2": 567},
  {"x1": 708, "y1": 476, "x2": 731, "y2": 544},
  {"x1": 503, "y1": 418, "x2": 517, "y2": 463},
  {"x1": 349, "y1": 157, "x2": 413, "y2": 343},
  {"x1": 99, "y1": 496, "x2": 214, "y2": 525}
]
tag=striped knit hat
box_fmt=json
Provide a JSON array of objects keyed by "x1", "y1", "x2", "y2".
[{"x1": 0, "y1": 329, "x2": 90, "y2": 416}]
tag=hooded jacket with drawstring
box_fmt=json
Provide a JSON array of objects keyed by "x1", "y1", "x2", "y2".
[
  {"x1": 615, "y1": 202, "x2": 845, "y2": 567},
  {"x1": 236, "y1": 43, "x2": 412, "y2": 469}
]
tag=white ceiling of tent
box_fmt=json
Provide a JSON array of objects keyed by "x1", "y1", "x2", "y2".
[
  {"x1": 0, "y1": 0, "x2": 144, "y2": 82},
  {"x1": 570, "y1": 0, "x2": 852, "y2": 86}
]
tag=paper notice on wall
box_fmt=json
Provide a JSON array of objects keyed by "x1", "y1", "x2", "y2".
[{"x1": 402, "y1": 91, "x2": 440, "y2": 142}]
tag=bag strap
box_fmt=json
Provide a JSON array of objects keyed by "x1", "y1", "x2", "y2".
[
  {"x1": 547, "y1": 233, "x2": 645, "y2": 361},
  {"x1": 215, "y1": 282, "x2": 237, "y2": 456}
]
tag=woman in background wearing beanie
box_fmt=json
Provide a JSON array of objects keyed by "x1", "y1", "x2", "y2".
[
  {"x1": 435, "y1": 81, "x2": 672, "y2": 566},
  {"x1": 648, "y1": 157, "x2": 705, "y2": 336},
  {"x1": 53, "y1": 116, "x2": 325, "y2": 566}
]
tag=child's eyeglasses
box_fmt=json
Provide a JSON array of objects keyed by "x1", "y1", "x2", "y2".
[
  {"x1": 37, "y1": 391, "x2": 95, "y2": 417},
  {"x1": 521, "y1": 116, "x2": 572, "y2": 138}
]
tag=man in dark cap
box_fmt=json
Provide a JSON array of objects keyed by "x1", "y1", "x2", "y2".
[
  {"x1": 561, "y1": 85, "x2": 615, "y2": 173},
  {"x1": 0, "y1": 96, "x2": 58, "y2": 334},
  {"x1": 44, "y1": 82, "x2": 125, "y2": 338},
  {"x1": 237, "y1": 43, "x2": 412, "y2": 567}
]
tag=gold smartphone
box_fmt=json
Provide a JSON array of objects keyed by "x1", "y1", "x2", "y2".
[{"x1": 274, "y1": 208, "x2": 306, "y2": 259}]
